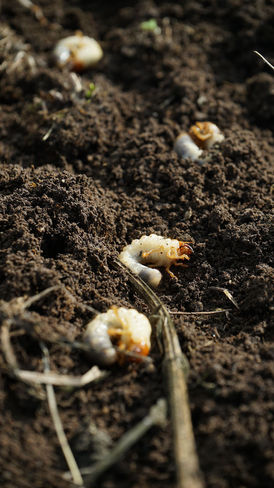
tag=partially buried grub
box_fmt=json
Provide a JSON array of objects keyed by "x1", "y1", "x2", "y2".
[
  {"x1": 174, "y1": 121, "x2": 224, "y2": 162},
  {"x1": 118, "y1": 234, "x2": 193, "y2": 287},
  {"x1": 84, "y1": 306, "x2": 152, "y2": 366},
  {"x1": 53, "y1": 33, "x2": 103, "y2": 72}
]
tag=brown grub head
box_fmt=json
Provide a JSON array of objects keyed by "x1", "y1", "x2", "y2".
[{"x1": 189, "y1": 121, "x2": 213, "y2": 149}]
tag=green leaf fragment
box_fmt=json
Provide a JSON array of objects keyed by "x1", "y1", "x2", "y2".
[
  {"x1": 85, "y1": 82, "x2": 96, "y2": 99},
  {"x1": 140, "y1": 19, "x2": 160, "y2": 33}
]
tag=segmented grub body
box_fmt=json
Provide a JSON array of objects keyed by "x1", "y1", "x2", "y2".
[
  {"x1": 118, "y1": 234, "x2": 193, "y2": 287},
  {"x1": 84, "y1": 306, "x2": 151, "y2": 366},
  {"x1": 174, "y1": 121, "x2": 224, "y2": 161},
  {"x1": 54, "y1": 34, "x2": 103, "y2": 71},
  {"x1": 189, "y1": 121, "x2": 224, "y2": 149},
  {"x1": 174, "y1": 133, "x2": 202, "y2": 161}
]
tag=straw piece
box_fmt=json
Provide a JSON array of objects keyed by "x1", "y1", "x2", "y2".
[
  {"x1": 254, "y1": 51, "x2": 274, "y2": 70},
  {"x1": 170, "y1": 309, "x2": 230, "y2": 315},
  {"x1": 116, "y1": 260, "x2": 204, "y2": 488},
  {"x1": 41, "y1": 343, "x2": 84, "y2": 486},
  {"x1": 1, "y1": 313, "x2": 106, "y2": 388},
  {"x1": 16, "y1": 366, "x2": 106, "y2": 387},
  {"x1": 208, "y1": 287, "x2": 239, "y2": 309},
  {"x1": 85, "y1": 398, "x2": 167, "y2": 485}
]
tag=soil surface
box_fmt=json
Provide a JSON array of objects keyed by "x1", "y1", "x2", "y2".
[{"x1": 0, "y1": 1, "x2": 273, "y2": 487}]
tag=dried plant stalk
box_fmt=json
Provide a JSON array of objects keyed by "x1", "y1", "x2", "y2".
[
  {"x1": 1, "y1": 297, "x2": 106, "y2": 389},
  {"x1": 17, "y1": 0, "x2": 48, "y2": 25},
  {"x1": 170, "y1": 309, "x2": 230, "y2": 315},
  {"x1": 116, "y1": 261, "x2": 204, "y2": 488},
  {"x1": 209, "y1": 286, "x2": 239, "y2": 309},
  {"x1": 15, "y1": 366, "x2": 106, "y2": 387},
  {"x1": 85, "y1": 398, "x2": 167, "y2": 485},
  {"x1": 41, "y1": 343, "x2": 84, "y2": 486},
  {"x1": 254, "y1": 51, "x2": 274, "y2": 70}
]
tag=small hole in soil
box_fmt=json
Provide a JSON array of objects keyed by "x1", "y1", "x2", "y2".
[{"x1": 41, "y1": 234, "x2": 68, "y2": 258}]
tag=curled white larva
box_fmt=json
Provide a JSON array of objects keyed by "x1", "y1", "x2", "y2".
[
  {"x1": 203, "y1": 123, "x2": 224, "y2": 148},
  {"x1": 175, "y1": 122, "x2": 224, "y2": 161},
  {"x1": 84, "y1": 313, "x2": 117, "y2": 366},
  {"x1": 174, "y1": 133, "x2": 203, "y2": 161},
  {"x1": 84, "y1": 306, "x2": 151, "y2": 366},
  {"x1": 118, "y1": 234, "x2": 193, "y2": 287},
  {"x1": 189, "y1": 121, "x2": 224, "y2": 149},
  {"x1": 54, "y1": 34, "x2": 103, "y2": 71}
]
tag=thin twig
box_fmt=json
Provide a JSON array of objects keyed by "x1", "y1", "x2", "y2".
[
  {"x1": 23, "y1": 285, "x2": 60, "y2": 309},
  {"x1": 116, "y1": 260, "x2": 204, "y2": 488},
  {"x1": 1, "y1": 313, "x2": 107, "y2": 388},
  {"x1": 41, "y1": 342, "x2": 84, "y2": 486},
  {"x1": 170, "y1": 309, "x2": 230, "y2": 316},
  {"x1": 208, "y1": 287, "x2": 239, "y2": 309},
  {"x1": 17, "y1": 0, "x2": 48, "y2": 25},
  {"x1": 85, "y1": 398, "x2": 167, "y2": 485},
  {"x1": 15, "y1": 365, "x2": 107, "y2": 387},
  {"x1": 42, "y1": 125, "x2": 54, "y2": 142},
  {"x1": 1, "y1": 319, "x2": 19, "y2": 370},
  {"x1": 1, "y1": 318, "x2": 45, "y2": 399},
  {"x1": 254, "y1": 51, "x2": 274, "y2": 70}
]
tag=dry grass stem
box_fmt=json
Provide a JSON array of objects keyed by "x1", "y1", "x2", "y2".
[
  {"x1": 85, "y1": 398, "x2": 167, "y2": 485},
  {"x1": 17, "y1": 0, "x2": 48, "y2": 25},
  {"x1": 169, "y1": 309, "x2": 230, "y2": 315},
  {"x1": 1, "y1": 320, "x2": 19, "y2": 370},
  {"x1": 1, "y1": 315, "x2": 106, "y2": 387},
  {"x1": 23, "y1": 285, "x2": 60, "y2": 309},
  {"x1": 254, "y1": 51, "x2": 274, "y2": 70},
  {"x1": 15, "y1": 365, "x2": 106, "y2": 387},
  {"x1": 41, "y1": 343, "x2": 84, "y2": 487},
  {"x1": 42, "y1": 125, "x2": 54, "y2": 141},
  {"x1": 208, "y1": 287, "x2": 239, "y2": 309},
  {"x1": 0, "y1": 286, "x2": 107, "y2": 388},
  {"x1": 116, "y1": 261, "x2": 204, "y2": 488},
  {"x1": 70, "y1": 73, "x2": 83, "y2": 93}
]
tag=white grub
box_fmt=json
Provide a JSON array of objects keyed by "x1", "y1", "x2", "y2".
[
  {"x1": 118, "y1": 234, "x2": 193, "y2": 287},
  {"x1": 174, "y1": 133, "x2": 203, "y2": 161},
  {"x1": 189, "y1": 121, "x2": 224, "y2": 149},
  {"x1": 84, "y1": 306, "x2": 151, "y2": 366},
  {"x1": 174, "y1": 121, "x2": 224, "y2": 161},
  {"x1": 54, "y1": 33, "x2": 103, "y2": 71}
]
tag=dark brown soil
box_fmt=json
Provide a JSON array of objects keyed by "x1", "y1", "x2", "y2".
[{"x1": 0, "y1": 1, "x2": 273, "y2": 487}]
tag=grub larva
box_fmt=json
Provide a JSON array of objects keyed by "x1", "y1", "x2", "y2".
[
  {"x1": 174, "y1": 133, "x2": 203, "y2": 161},
  {"x1": 174, "y1": 121, "x2": 224, "y2": 161},
  {"x1": 54, "y1": 33, "x2": 103, "y2": 71},
  {"x1": 189, "y1": 121, "x2": 224, "y2": 149},
  {"x1": 118, "y1": 234, "x2": 193, "y2": 287},
  {"x1": 84, "y1": 306, "x2": 151, "y2": 366}
]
